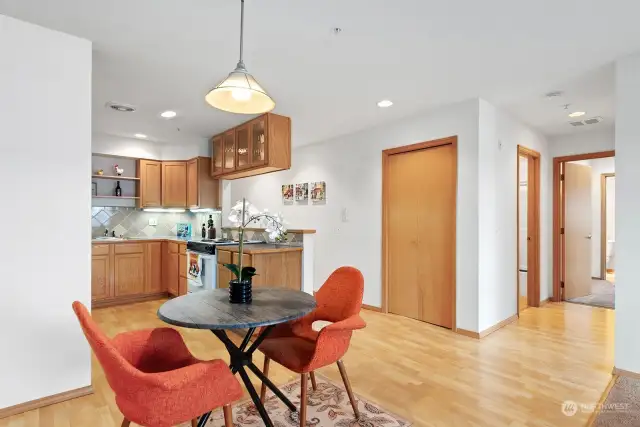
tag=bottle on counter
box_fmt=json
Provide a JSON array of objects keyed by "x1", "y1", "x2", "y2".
[
  {"x1": 201, "y1": 223, "x2": 206, "y2": 239},
  {"x1": 115, "y1": 181, "x2": 122, "y2": 197},
  {"x1": 207, "y1": 214, "x2": 216, "y2": 240}
]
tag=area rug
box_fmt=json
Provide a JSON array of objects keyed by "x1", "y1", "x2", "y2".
[
  {"x1": 190, "y1": 374, "x2": 411, "y2": 427},
  {"x1": 567, "y1": 279, "x2": 615, "y2": 309},
  {"x1": 590, "y1": 375, "x2": 640, "y2": 426}
]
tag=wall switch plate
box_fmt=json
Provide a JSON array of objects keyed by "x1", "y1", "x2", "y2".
[{"x1": 149, "y1": 218, "x2": 158, "y2": 226}]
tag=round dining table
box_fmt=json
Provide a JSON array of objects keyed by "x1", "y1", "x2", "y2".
[{"x1": 158, "y1": 288, "x2": 317, "y2": 427}]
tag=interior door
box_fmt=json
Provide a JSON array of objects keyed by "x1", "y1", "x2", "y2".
[
  {"x1": 518, "y1": 155, "x2": 529, "y2": 312},
  {"x1": 387, "y1": 144, "x2": 455, "y2": 328},
  {"x1": 564, "y1": 162, "x2": 593, "y2": 300}
]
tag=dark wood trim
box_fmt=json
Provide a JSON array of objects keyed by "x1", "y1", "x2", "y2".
[
  {"x1": 552, "y1": 150, "x2": 615, "y2": 302},
  {"x1": 0, "y1": 386, "x2": 93, "y2": 419},
  {"x1": 92, "y1": 292, "x2": 168, "y2": 309},
  {"x1": 517, "y1": 145, "x2": 541, "y2": 313},
  {"x1": 362, "y1": 304, "x2": 382, "y2": 312},
  {"x1": 613, "y1": 366, "x2": 640, "y2": 379},
  {"x1": 381, "y1": 136, "x2": 458, "y2": 331},
  {"x1": 600, "y1": 173, "x2": 615, "y2": 280}
]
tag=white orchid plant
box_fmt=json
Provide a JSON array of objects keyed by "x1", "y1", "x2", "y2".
[{"x1": 226, "y1": 198, "x2": 287, "y2": 282}]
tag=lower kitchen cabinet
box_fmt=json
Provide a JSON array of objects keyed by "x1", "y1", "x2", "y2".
[
  {"x1": 114, "y1": 253, "x2": 145, "y2": 297},
  {"x1": 92, "y1": 240, "x2": 177, "y2": 308},
  {"x1": 91, "y1": 253, "x2": 112, "y2": 301},
  {"x1": 216, "y1": 248, "x2": 302, "y2": 290}
]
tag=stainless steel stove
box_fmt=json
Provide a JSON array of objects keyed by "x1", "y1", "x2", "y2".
[{"x1": 186, "y1": 239, "x2": 262, "y2": 255}]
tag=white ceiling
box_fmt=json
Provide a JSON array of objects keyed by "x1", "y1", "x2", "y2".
[{"x1": 1, "y1": 0, "x2": 638, "y2": 147}]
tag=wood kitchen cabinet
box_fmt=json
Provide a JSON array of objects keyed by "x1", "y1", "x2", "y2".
[
  {"x1": 166, "y1": 245, "x2": 180, "y2": 297},
  {"x1": 145, "y1": 242, "x2": 164, "y2": 294},
  {"x1": 211, "y1": 135, "x2": 224, "y2": 177},
  {"x1": 223, "y1": 130, "x2": 236, "y2": 173},
  {"x1": 162, "y1": 161, "x2": 187, "y2": 207},
  {"x1": 137, "y1": 159, "x2": 162, "y2": 208},
  {"x1": 210, "y1": 113, "x2": 291, "y2": 180},
  {"x1": 91, "y1": 250, "x2": 112, "y2": 301},
  {"x1": 93, "y1": 241, "x2": 170, "y2": 308},
  {"x1": 216, "y1": 246, "x2": 302, "y2": 290},
  {"x1": 187, "y1": 157, "x2": 221, "y2": 209}
]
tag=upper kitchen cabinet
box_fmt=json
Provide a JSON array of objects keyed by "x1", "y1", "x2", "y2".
[
  {"x1": 211, "y1": 135, "x2": 224, "y2": 177},
  {"x1": 223, "y1": 130, "x2": 236, "y2": 174},
  {"x1": 210, "y1": 113, "x2": 291, "y2": 180},
  {"x1": 137, "y1": 159, "x2": 162, "y2": 208},
  {"x1": 187, "y1": 157, "x2": 221, "y2": 209},
  {"x1": 162, "y1": 161, "x2": 187, "y2": 207}
]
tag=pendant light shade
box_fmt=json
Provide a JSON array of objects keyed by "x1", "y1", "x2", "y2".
[{"x1": 205, "y1": 0, "x2": 275, "y2": 114}]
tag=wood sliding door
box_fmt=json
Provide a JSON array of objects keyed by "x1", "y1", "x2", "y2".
[{"x1": 382, "y1": 137, "x2": 457, "y2": 329}]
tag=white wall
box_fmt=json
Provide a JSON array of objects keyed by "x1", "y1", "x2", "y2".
[
  {"x1": 614, "y1": 52, "x2": 640, "y2": 374},
  {"x1": 477, "y1": 101, "x2": 551, "y2": 331},
  {"x1": 0, "y1": 15, "x2": 92, "y2": 409},
  {"x1": 228, "y1": 99, "x2": 481, "y2": 332},
  {"x1": 549, "y1": 128, "x2": 615, "y2": 158},
  {"x1": 92, "y1": 133, "x2": 210, "y2": 160}
]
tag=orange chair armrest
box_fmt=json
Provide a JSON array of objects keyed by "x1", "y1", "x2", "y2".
[
  {"x1": 322, "y1": 315, "x2": 366, "y2": 332},
  {"x1": 146, "y1": 359, "x2": 235, "y2": 392}
]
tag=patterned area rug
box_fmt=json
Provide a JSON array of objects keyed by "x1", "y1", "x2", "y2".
[
  {"x1": 567, "y1": 279, "x2": 615, "y2": 309},
  {"x1": 591, "y1": 376, "x2": 640, "y2": 426},
  {"x1": 191, "y1": 374, "x2": 410, "y2": 427}
]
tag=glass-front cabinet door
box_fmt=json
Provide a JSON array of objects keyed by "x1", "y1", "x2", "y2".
[
  {"x1": 211, "y1": 135, "x2": 224, "y2": 176},
  {"x1": 223, "y1": 130, "x2": 236, "y2": 173},
  {"x1": 235, "y1": 123, "x2": 251, "y2": 170},
  {"x1": 250, "y1": 116, "x2": 268, "y2": 166}
]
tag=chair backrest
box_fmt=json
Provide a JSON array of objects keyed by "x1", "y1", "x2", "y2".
[
  {"x1": 72, "y1": 301, "x2": 140, "y2": 396},
  {"x1": 314, "y1": 266, "x2": 364, "y2": 322}
]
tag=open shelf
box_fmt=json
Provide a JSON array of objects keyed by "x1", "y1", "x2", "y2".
[
  {"x1": 92, "y1": 175, "x2": 140, "y2": 181},
  {"x1": 92, "y1": 195, "x2": 140, "y2": 200}
]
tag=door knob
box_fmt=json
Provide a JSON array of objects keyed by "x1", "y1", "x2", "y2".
[{"x1": 586, "y1": 235, "x2": 592, "y2": 239}]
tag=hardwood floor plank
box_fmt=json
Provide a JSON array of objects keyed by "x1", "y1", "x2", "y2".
[{"x1": 0, "y1": 300, "x2": 613, "y2": 426}]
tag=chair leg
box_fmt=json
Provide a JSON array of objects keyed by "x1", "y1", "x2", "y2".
[
  {"x1": 121, "y1": 418, "x2": 131, "y2": 427},
  {"x1": 191, "y1": 418, "x2": 198, "y2": 427},
  {"x1": 299, "y1": 374, "x2": 308, "y2": 427},
  {"x1": 260, "y1": 356, "x2": 270, "y2": 402},
  {"x1": 223, "y1": 404, "x2": 233, "y2": 427},
  {"x1": 337, "y1": 360, "x2": 359, "y2": 419},
  {"x1": 309, "y1": 371, "x2": 317, "y2": 391}
]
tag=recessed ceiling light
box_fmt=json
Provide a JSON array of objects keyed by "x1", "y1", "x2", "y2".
[
  {"x1": 160, "y1": 110, "x2": 177, "y2": 119},
  {"x1": 134, "y1": 133, "x2": 148, "y2": 139},
  {"x1": 105, "y1": 102, "x2": 136, "y2": 113},
  {"x1": 545, "y1": 91, "x2": 564, "y2": 99},
  {"x1": 377, "y1": 100, "x2": 393, "y2": 108},
  {"x1": 568, "y1": 111, "x2": 586, "y2": 118}
]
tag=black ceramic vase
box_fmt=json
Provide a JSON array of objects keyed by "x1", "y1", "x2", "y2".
[{"x1": 229, "y1": 279, "x2": 252, "y2": 304}]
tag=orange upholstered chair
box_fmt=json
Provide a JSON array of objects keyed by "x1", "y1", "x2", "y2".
[
  {"x1": 72, "y1": 302, "x2": 242, "y2": 427},
  {"x1": 258, "y1": 267, "x2": 366, "y2": 427}
]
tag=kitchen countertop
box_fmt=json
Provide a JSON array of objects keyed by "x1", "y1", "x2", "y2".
[
  {"x1": 217, "y1": 244, "x2": 303, "y2": 254},
  {"x1": 92, "y1": 236, "x2": 210, "y2": 244}
]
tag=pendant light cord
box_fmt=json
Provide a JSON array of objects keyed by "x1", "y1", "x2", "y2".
[{"x1": 239, "y1": 0, "x2": 245, "y2": 65}]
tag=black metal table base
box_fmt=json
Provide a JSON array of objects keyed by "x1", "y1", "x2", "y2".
[{"x1": 197, "y1": 326, "x2": 296, "y2": 427}]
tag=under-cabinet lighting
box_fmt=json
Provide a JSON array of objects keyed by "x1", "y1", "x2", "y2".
[
  {"x1": 143, "y1": 208, "x2": 186, "y2": 213},
  {"x1": 190, "y1": 208, "x2": 222, "y2": 213}
]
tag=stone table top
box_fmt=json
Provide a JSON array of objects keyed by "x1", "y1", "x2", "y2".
[{"x1": 157, "y1": 288, "x2": 317, "y2": 330}]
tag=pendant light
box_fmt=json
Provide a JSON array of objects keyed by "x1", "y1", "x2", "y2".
[{"x1": 205, "y1": 0, "x2": 275, "y2": 114}]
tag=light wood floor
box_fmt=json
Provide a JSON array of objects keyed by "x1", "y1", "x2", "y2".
[{"x1": 1, "y1": 300, "x2": 614, "y2": 427}]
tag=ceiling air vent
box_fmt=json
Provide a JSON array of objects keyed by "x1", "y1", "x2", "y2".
[
  {"x1": 569, "y1": 121, "x2": 585, "y2": 127},
  {"x1": 105, "y1": 102, "x2": 136, "y2": 113},
  {"x1": 584, "y1": 116, "x2": 604, "y2": 125}
]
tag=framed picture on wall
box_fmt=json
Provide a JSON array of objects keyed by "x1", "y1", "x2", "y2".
[
  {"x1": 282, "y1": 184, "x2": 294, "y2": 204},
  {"x1": 295, "y1": 183, "x2": 309, "y2": 202},
  {"x1": 311, "y1": 181, "x2": 326, "y2": 203}
]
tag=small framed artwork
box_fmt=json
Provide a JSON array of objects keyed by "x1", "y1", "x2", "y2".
[
  {"x1": 295, "y1": 183, "x2": 309, "y2": 202},
  {"x1": 282, "y1": 184, "x2": 294, "y2": 204},
  {"x1": 311, "y1": 181, "x2": 326, "y2": 203},
  {"x1": 91, "y1": 182, "x2": 97, "y2": 197}
]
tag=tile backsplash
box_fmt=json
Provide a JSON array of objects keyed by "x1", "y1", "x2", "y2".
[{"x1": 91, "y1": 207, "x2": 222, "y2": 238}]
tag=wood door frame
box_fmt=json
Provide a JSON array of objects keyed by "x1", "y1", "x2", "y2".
[
  {"x1": 600, "y1": 173, "x2": 615, "y2": 278},
  {"x1": 381, "y1": 135, "x2": 458, "y2": 330},
  {"x1": 517, "y1": 146, "x2": 541, "y2": 313},
  {"x1": 552, "y1": 150, "x2": 615, "y2": 301}
]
